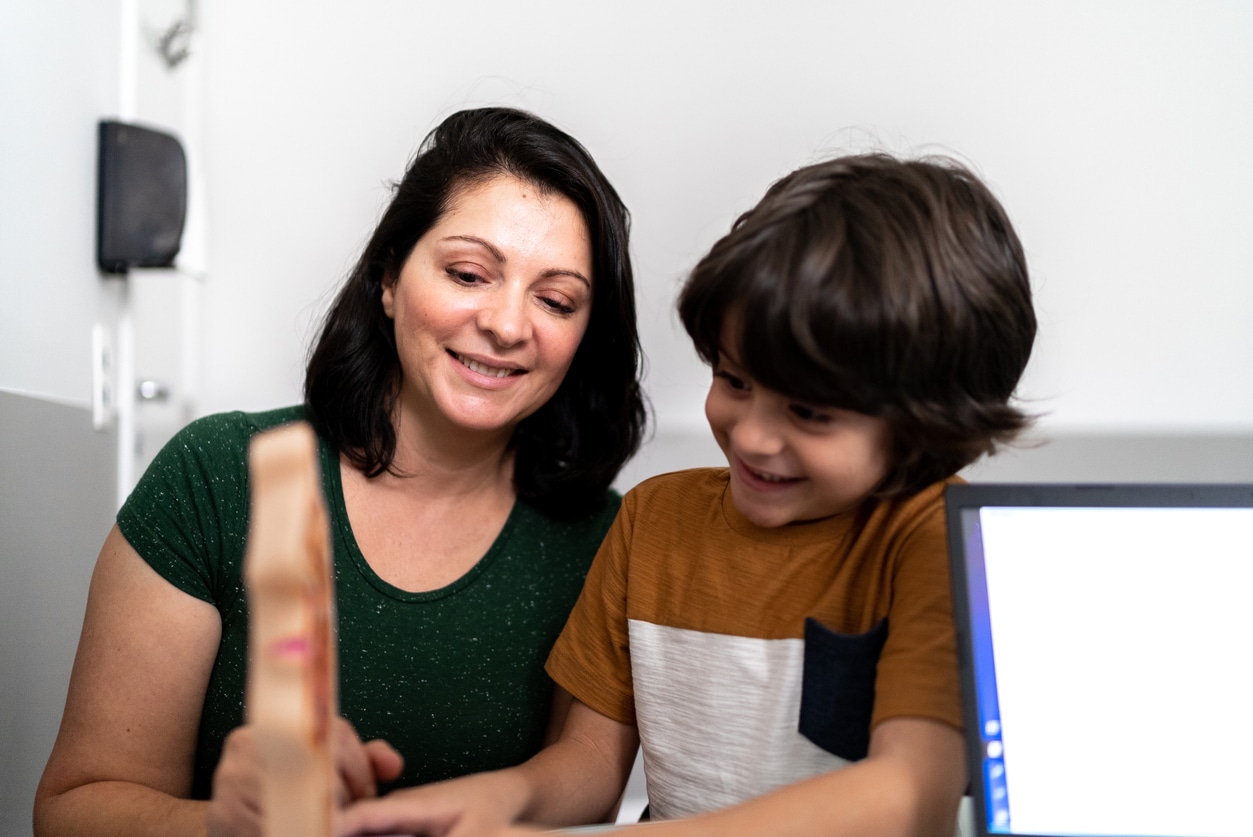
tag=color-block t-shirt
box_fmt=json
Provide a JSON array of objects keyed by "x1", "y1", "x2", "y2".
[
  {"x1": 546, "y1": 468, "x2": 961, "y2": 819},
  {"x1": 118, "y1": 406, "x2": 619, "y2": 798}
]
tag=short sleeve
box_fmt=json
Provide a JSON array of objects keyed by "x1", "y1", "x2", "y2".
[
  {"x1": 545, "y1": 491, "x2": 637, "y2": 724},
  {"x1": 116, "y1": 412, "x2": 258, "y2": 606},
  {"x1": 870, "y1": 499, "x2": 964, "y2": 730}
]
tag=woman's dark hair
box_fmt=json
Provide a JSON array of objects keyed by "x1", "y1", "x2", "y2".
[
  {"x1": 679, "y1": 153, "x2": 1037, "y2": 496},
  {"x1": 305, "y1": 107, "x2": 645, "y2": 516}
]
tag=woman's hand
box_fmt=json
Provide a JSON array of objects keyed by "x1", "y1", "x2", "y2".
[
  {"x1": 208, "y1": 718, "x2": 403, "y2": 837},
  {"x1": 338, "y1": 697, "x2": 637, "y2": 837},
  {"x1": 329, "y1": 718, "x2": 406, "y2": 806}
]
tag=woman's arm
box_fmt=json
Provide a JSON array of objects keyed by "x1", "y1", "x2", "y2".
[
  {"x1": 338, "y1": 697, "x2": 639, "y2": 836},
  {"x1": 33, "y1": 525, "x2": 222, "y2": 837}
]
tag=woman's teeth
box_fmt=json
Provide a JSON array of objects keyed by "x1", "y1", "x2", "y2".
[{"x1": 458, "y1": 355, "x2": 514, "y2": 378}]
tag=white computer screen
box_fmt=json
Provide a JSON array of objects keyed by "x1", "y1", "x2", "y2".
[{"x1": 968, "y1": 506, "x2": 1253, "y2": 837}]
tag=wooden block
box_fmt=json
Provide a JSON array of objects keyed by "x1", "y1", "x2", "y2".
[{"x1": 243, "y1": 422, "x2": 337, "y2": 837}]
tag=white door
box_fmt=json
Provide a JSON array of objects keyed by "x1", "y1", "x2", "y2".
[{"x1": 116, "y1": 0, "x2": 204, "y2": 501}]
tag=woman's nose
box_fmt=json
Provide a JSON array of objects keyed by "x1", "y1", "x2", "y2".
[{"x1": 477, "y1": 288, "x2": 531, "y2": 347}]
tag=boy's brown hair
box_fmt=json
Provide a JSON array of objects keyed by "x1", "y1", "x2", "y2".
[{"x1": 678, "y1": 153, "x2": 1037, "y2": 496}]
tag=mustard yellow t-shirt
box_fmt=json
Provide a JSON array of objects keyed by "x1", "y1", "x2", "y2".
[{"x1": 546, "y1": 468, "x2": 962, "y2": 819}]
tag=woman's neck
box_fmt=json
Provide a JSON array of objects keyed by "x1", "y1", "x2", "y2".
[
  {"x1": 338, "y1": 403, "x2": 520, "y2": 593},
  {"x1": 383, "y1": 400, "x2": 518, "y2": 500}
]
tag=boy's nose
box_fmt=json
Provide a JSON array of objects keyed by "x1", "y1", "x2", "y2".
[
  {"x1": 729, "y1": 403, "x2": 786, "y2": 457},
  {"x1": 478, "y1": 289, "x2": 531, "y2": 347}
]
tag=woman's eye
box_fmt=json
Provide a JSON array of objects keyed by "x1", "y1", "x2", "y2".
[
  {"x1": 539, "y1": 295, "x2": 576, "y2": 315},
  {"x1": 447, "y1": 267, "x2": 485, "y2": 285}
]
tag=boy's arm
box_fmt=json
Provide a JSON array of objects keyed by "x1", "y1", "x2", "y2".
[
  {"x1": 655, "y1": 716, "x2": 964, "y2": 837},
  {"x1": 337, "y1": 696, "x2": 638, "y2": 837},
  {"x1": 521, "y1": 716, "x2": 962, "y2": 837}
]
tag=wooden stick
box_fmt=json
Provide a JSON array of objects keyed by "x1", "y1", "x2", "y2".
[{"x1": 244, "y1": 422, "x2": 337, "y2": 837}]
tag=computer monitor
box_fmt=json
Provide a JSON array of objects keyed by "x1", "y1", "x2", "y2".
[{"x1": 946, "y1": 483, "x2": 1253, "y2": 837}]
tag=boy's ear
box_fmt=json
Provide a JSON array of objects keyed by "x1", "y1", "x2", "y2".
[{"x1": 872, "y1": 430, "x2": 912, "y2": 498}]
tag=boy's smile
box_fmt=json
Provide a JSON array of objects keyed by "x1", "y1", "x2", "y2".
[{"x1": 705, "y1": 354, "x2": 893, "y2": 528}]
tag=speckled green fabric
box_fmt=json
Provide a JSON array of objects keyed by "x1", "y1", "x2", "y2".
[{"x1": 117, "y1": 406, "x2": 619, "y2": 798}]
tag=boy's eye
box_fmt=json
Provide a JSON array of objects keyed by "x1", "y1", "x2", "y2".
[
  {"x1": 715, "y1": 370, "x2": 749, "y2": 391},
  {"x1": 789, "y1": 404, "x2": 833, "y2": 424}
]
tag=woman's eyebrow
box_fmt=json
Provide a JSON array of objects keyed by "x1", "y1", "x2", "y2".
[
  {"x1": 440, "y1": 234, "x2": 591, "y2": 288},
  {"x1": 440, "y1": 234, "x2": 505, "y2": 262},
  {"x1": 543, "y1": 267, "x2": 592, "y2": 288}
]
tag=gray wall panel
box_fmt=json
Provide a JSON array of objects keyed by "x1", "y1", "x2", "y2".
[{"x1": 1, "y1": 391, "x2": 115, "y2": 836}]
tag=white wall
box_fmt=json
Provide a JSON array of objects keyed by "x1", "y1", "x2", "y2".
[
  {"x1": 193, "y1": 1, "x2": 1253, "y2": 448},
  {"x1": 0, "y1": 2, "x2": 129, "y2": 832},
  {"x1": 0, "y1": 0, "x2": 126, "y2": 406}
]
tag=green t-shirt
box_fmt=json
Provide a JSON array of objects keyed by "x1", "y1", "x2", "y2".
[{"x1": 117, "y1": 406, "x2": 619, "y2": 798}]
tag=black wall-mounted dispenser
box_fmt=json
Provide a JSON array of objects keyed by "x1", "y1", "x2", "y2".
[{"x1": 96, "y1": 120, "x2": 187, "y2": 274}]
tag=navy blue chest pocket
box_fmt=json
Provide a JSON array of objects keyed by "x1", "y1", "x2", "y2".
[{"x1": 798, "y1": 616, "x2": 888, "y2": 761}]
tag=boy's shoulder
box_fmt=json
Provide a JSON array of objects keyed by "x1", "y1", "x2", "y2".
[
  {"x1": 886, "y1": 475, "x2": 960, "y2": 512},
  {"x1": 625, "y1": 467, "x2": 729, "y2": 506},
  {"x1": 869, "y1": 475, "x2": 958, "y2": 517}
]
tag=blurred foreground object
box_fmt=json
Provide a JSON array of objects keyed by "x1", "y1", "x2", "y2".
[{"x1": 244, "y1": 422, "x2": 337, "y2": 837}]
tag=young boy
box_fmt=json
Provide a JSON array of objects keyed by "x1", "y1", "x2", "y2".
[{"x1": 341, "y1": 153, "x2": 1036, "y2": 837}]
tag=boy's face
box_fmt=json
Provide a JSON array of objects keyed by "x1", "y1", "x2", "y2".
[{"x1": 705, "y1": 351, "x2": 893, "y2": 528}]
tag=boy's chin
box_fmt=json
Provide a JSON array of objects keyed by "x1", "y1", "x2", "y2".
[
  {"x1": 729, "y1": 486, "x2": 802, "y2": 528},
  {"x1": 729, "y1": 482, "x2": 859, "y2": 528}
]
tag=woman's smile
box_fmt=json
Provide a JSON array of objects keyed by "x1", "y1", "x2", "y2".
[{"x1": 449, "y1": 350, "x2": 523, "y2": 380}]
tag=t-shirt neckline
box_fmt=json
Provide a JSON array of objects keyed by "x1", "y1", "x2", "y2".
[
  {"x1": 718, "y1": 469, "x2": 864, "y2": 547},
  {"x1": 320, "y1": 439, "x2": 521, "y2": 603}
]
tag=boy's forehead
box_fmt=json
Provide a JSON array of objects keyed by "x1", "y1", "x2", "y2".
[
  {"x1": 715, "y1": 310, "x2": 748, "y2": 359},
  {"x1": 713, "y1": 323, "x2": 873, "y2": 415}
]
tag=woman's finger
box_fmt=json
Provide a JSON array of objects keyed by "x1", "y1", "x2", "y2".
[
  {"x1": 335, "y1": 717, "x2": 383, "y2": 803},
  {"x1": 208, "y1": 726, "x2": 264, "y2": 837},
  {"x1": 365, "y1": 738, "x2": 405, "y2": 784}
]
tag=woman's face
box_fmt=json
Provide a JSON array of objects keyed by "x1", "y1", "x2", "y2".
[{"x1": 382, "y1": 174, "x2": 593, "y2": 440}]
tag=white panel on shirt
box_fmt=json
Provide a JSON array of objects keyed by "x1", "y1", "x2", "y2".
[{"x1": 628, "y1": 619, "x2": 850, "y2": 820}]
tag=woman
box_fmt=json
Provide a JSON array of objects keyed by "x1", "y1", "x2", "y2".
[{"x1": 34, "y1": 107, "x2": 646, "y2": 836}]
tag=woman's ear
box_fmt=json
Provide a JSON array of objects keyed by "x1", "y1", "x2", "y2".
[{"x1": 380, "y1": 272, "x2": 397, "y2": 319}]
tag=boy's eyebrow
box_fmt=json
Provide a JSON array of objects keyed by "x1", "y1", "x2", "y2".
[{"x1": 439, "y1": 234, "x2": 591, "y2": 288}]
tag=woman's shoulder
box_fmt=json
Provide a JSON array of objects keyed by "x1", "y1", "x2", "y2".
[
  {"x1": 179, "y1": 405, "x2": 307, "y2": 437},
  {"x1": 518, "y1": 487, "x2": 622, "y2": 542},
  {"x1": 126, "y1": 406, "x2": 310, "y2": 504},
  {"x1": 117, "y1": 408, "x2": 311, "y2": 598},
  {"x1": 166, "y1": 405, "x2": 308, "y2": 455}
]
